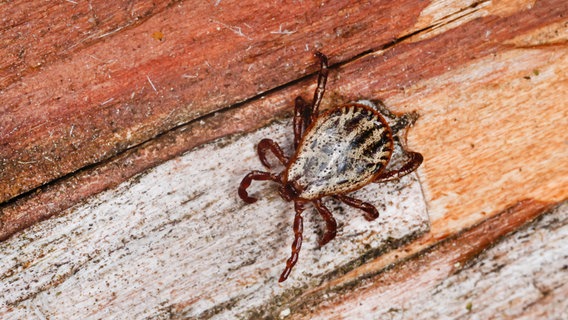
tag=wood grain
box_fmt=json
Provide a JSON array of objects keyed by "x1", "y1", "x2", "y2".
[
  {"x1": 0, "y1": 117, "x2": 428, "y2": 318},
  {"x1": 0, "y1": 0, "x2": 567, "y2": 318},
  {"x1": 288, "y1": 200, "x2": 566, "y2": 319},
  {"x1": 2, "y1": 0, "x2": 566, "y2": 242},
  {"x1": 0, "y1": 0, "x2": 430, "y2": 203}
]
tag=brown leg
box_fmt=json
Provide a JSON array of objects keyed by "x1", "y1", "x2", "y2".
[
  {"x1": 238, "y1": 170, "x2": 280, "y2": 204},
  {"x1": 313, "y1": 199, "x2": 337, "y2": 246},
  {"x1": 293, "y1": 96, "x2": 310, "y2": 148},
  {"x1": 279, "y1": 201, "x2": 306, "y2": 282},
  {"x1": 292, "y1": 52, "x2": 328, "y2": 147},
  {"x1": 335, "y1": 194, "x2": 379, "y2": 221},
  {"x1": 375, "y1": 152, "x2": 423, "y2": 183},
  {"x1": 257, "y1": 138, "x2": 288, "y2": 169},
  {"x1": 309, "y1": 51, "x2": 329, "y2": 124}
]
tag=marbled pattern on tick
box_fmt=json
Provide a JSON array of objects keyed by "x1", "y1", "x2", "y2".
[
  {"x1": 285, "y1": 103, "x2": 393, "y2": 199},
  {"x1": 238, "y1": 52, "x2": 423, "y2": 282}
]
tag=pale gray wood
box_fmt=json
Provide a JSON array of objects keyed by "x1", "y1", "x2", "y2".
[
  {"x1": 0, "y1": 117, "x2": 428, "y2": 319},
  {"x1": 306, "y1": 201, "x2": 568, "y2": 320}
]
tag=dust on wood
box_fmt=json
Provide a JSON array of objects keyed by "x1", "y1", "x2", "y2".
[
  {"x1": 0, "y1": 117, "x2": 427, "y2": 318},
  {"x1": 287, "y1": 200, "x2": 567, "y2": 319},
  {"x1": 0, "y1": 0, "x2": 566, "y2": 318}
]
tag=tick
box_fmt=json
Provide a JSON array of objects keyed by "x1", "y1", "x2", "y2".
[{"x1": 238, "y1": 52, "x2": 423, "y2": 282}]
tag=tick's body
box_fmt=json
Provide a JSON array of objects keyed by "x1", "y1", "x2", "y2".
[
  {"x1": 284, "y1": 104, "x2": 393, "y2": 200},
  {"x1": 238, "y1": 52, "x2": 423, "y2": 282}
]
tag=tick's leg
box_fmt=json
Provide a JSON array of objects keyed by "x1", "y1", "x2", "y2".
[
  {"x1": 293, "y1": 96, "x2": 311, "y2": 148},
  {"x1": 293, "y1": 51, "x2": 328, "y2": 144},
  {"x1": 257, "y1": 138, "x2": 288, "y2": 169},
  {"x1": 310, "y1": 51, "x2": 329, "y2": 124},
  {"x1": 279, "y1": 201, "x2": 306, "y2": 282},
  {"x1": 335, "y1": 194, "x2": 379, "y2": 221},
  {"x1": 374, "y1": 151, "x2": 423, "y2": 183},
  {"x1": 238, "y1": 170, "x2": 280, "y2": 204},
  {"x1": 313, "y1": 199, "x2": 337, "y2": 246}
]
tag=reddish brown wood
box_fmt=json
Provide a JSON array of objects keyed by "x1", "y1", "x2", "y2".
[
  {"x1": 0, "y1": 1, "x2": 174, "y2": 88},
  {"x1": 0, "y1": 0, "x2": 566, "y2": 316},
  {"x1": 1, "y1": 0, "x2": 566, "y2": 242},
  {"x1": 0, "y1": 0, "x2": 430, "y2": 204}
]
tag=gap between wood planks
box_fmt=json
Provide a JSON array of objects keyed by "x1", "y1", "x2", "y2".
[
  {"x1": 1, "y1": 1, "x2": 565, "y2": 317},
  {"x1": 0, "y1": 0, "x2": 453, "y2": 209},
  {"x1": 2, "y1": 0, "x2": 566, "y2": 242},
  {"x1": 0, "y1": 25, "x2": 437, "y2": 242}
]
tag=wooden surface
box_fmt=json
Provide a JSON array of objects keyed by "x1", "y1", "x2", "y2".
[
  {"x1": 1, "y1": 0, "x2": 567, "y2": 319},
  {"x1": 290, "y1": 201, "x2": 567, "y2": 319},
  {"x1": 0, "y1": 119, "x2": 429, "y2": 318}
]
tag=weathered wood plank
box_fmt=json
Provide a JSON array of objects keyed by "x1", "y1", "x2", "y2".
[
  {"x1": 311, "y1": 14, "x2": 568, "y2": 298},
  {"x1": 0, "y1": 0, "x2": 430, "y2": 203},
  {"x1": 0, "y1": 117, "x2": 428, "y2": 318},
  {"x1": 0, "y1": 0, "x2": 174, "y2": 88},
  {"x1": 2, "y1": 0, "x2": 566, "y2": 244},
  {"x1": 288, "y1": 201, "x2": 567, "y2": 319},
  {"x1": 0, "y1": 0, "x2": 566, "y2": 318}
]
